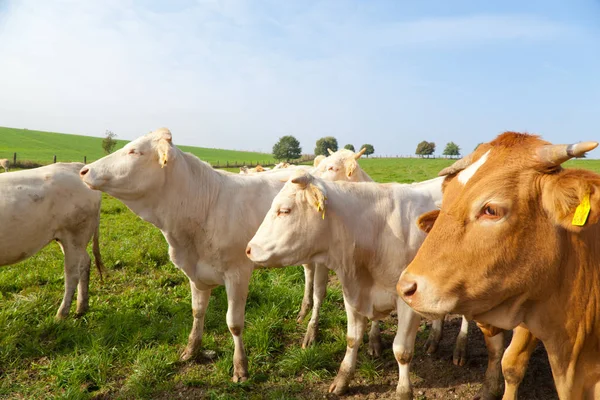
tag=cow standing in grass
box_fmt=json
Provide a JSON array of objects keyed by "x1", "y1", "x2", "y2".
[
  {"x1": 246, "y1": 171, "x2": 444, "y2": 398},
  {"x1": 0, "y1": 162, "x2": 103, "y2": 318},
  {"x1": 303, "y1": 148, "x2": 472, "y2": 366},
  {"x1": 0, "y1": 158, "x2": 9, "y2": 172},
  {"x1": 398, "y1": 132, "x2": 600, "y2": 399},
  {"x1": 80, "y1": 128, "x2": 299, "y2": 382}
]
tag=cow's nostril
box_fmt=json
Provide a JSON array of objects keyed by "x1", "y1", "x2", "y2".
[
  {"x1": 401, "y1": 280, "x2": 418, "y2": 298},
  {"x1": 80, "y1": 168, "x2": 89, "y2": 177},
  {"x1": 245, "y1": 246, "x2": 251, "y2": 256}
]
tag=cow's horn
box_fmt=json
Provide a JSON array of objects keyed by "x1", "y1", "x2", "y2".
[
  {"x1": 438, "y1": 154, "x2": 474, "y2": 176},
  {"x1": 327, "y1": 148, "x2": 335, "y2": 155},
  {"x1": 537, "y1": 142, "x2": 599, "y2": 166},
  {"x1": 354, "y1": 148, "x2": 367, "y2": 159}
]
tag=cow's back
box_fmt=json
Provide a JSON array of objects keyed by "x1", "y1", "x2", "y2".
[{"x1": 0, "y1": 163, "x2": 101, "y2": 266}]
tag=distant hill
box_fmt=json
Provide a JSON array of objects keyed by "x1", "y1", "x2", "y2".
[{"x1": 0, "y1": 126, "x2": 276, "y2": 165}]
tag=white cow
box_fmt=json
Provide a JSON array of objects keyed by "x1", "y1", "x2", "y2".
[
  {"x1": 0, "y1": 158, "x2": 9, "y2": 172},
  {"x1": 0, "y1": 163, "x2": 103, "y2": 318},
  {"x1": 246, "y1": 171, "x2": 444, "y2": 398},
  {"x1": 239, "y1": 165, "x2": 270, "y2": 174},
  {"x1": 303, "y1": 148, "x2": 471, "y2": 366},
  {"x1": 297, "y1": 147, "x2": 385, "y2": 352},
  {"x1": 80, "y1": 128, "x2": 303, "y2": 382}
]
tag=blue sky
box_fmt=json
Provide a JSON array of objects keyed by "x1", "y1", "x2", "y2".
[{"x1": 0, "y1": 0, "x2": 599, "y2": 156}]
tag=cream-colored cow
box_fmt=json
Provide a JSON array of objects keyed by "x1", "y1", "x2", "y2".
[
  {"x1": 247, "y1": 171, "x2": 444, "y2": 398},
  {"x1": 0, "y1": 158, "x2": 10, "y2": 172},
  {"x1": 80, "y1": 128, "x2": 305, "y2": 383},
  {"x1": 1, "y1": 163, "x2": 103, "y2": 318},
  {"x1": 303, "y1": 148, "x2": 470, "y2": 367}
]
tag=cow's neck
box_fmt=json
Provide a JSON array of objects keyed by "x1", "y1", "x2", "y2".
[
  {"x1": 324, "y1": 183, "x2": 390, "y2": 275},
  {"x1": 126, "y1": 152, "x2": 222, "y2": 231},
  {"x1": 525, "y1": 228, "x2": 600, "y2": 396}
]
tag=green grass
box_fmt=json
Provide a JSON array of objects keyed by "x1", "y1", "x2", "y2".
[
  {"x1": 2, "y1": 148, "x2": 600, "y2": 399},
  {"x1": 0, "y1": 126, "x2": 277, "y2": 165}
]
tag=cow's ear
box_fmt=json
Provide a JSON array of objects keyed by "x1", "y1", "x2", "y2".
[
  {"x1": 542, "y1": 169, "x2": 600, "y2": 231},
  {"x1": 417, "y1": 210, "x2": 440, "y2": 233},
  {"x1": 291, "y1": 172, "x2": 312, "y2": 188},
  {"x1": 157, "y1": 138, "x2": 174, "y2": 168},
  {"x1": 345, "y1": 158, "x2": 357, "y2": 178}
]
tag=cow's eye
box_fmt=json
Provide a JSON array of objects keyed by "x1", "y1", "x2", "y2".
[
  {"x1": 479, "y1": 203, "x2": 505, "y2": 221},
  {"x1": 277, "y1": 208, "x2": 291, "y2": 216},
  {"x1": 484, "y1": 206, "x2": 496, "y2": 216},
  {"x1": 128, "y1": 149, "x2": 136, "y2": 155}
]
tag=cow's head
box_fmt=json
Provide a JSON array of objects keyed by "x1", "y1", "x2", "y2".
[
  {"x1": 246, "y1": 171, "x2": 330, "y2": 267},
  {"x1": 397, "y1": 132, "x2": 599, "y2": 328},
  {"x1": 315, "y1": 148, "x2": 367, "y2": 181},
  {"x1": 80, "y1": 128, "x2": 177, "y2": 200}
]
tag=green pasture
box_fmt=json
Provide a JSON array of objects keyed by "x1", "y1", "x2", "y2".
[
  {"x1": 1, "y1": 131, "x2": 598, "y2": 399},
  {"x1": 0, "y1": 127, "x2": 276, "y2": 166}
]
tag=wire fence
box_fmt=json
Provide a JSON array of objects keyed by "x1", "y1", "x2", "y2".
[{"x1": 3, "y1": 152, "x2": 318, "y2": 170}]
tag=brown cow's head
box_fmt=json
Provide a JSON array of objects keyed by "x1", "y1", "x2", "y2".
[{"x1": 397, "y1": 132, "x2": 599, "y2": 329}]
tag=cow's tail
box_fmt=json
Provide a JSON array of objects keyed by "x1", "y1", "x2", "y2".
[{"x1": 92, "y1": 211, "x2": 105, "y2": 282}]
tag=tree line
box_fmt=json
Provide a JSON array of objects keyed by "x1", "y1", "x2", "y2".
[
  {"x1": 416, "y1": 141, "x2": 461, "y2": 158},
  {"x1": 272, "y1": 135, "x2": 374, "y2": 161}
]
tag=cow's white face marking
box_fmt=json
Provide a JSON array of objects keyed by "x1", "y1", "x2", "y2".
[{"x1": 458, "y1": 150, "x2": 491, "y2": 185}]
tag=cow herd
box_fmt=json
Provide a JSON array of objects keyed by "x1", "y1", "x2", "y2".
[{"x1": 2, "y1": 128, "x2": 599, "y2": 399}]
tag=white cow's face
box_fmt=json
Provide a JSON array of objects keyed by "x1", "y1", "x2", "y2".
[
  {"x1": 80, "y1": 128, "x2": 176, "y2": 200},
  {"x1": 314, "y1": 148, "x2": 365, "y2": 182},
  {"x1": 246, "y1": 172, "x2": 330, "y2": 267}
]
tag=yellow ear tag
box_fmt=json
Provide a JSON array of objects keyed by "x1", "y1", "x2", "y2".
[
  {"x1": 315, "y1": 197, "x2": 327, "y2": 219},
  {"x1": 572, "y1": 192, "x2": 591, "y2": 226}
]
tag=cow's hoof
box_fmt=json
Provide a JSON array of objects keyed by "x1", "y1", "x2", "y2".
[
  {"x1": 55, "y1": 312, "x2": 68, "y2": 321},
  {"x1": 367, "y1": 336, "x2": 382, "y2": 357},
  {"x1": 302, "y1": 322, "x2": 318, "y2": 348},
  {"x1": 396, "y1": 386, "x2": 413, "y2": 400},
  {"x1": 453, "y1": 344, "x2": 467, "y2": 367},
  {"x1": 180, "y1": 347, "x2": 198, "y2": 362},
  {"x1": 424, "y1": 337, "x2": 439, "y2": 354},
  {"x1": 232, "y1": 373, "x2": 248, "y2": 383},
  {"x1": 296, "y1": 304, "x2": 311, "y2": 323},
  {"x1": 328, "y1": 374, "x2": 350, "y2": 395}
]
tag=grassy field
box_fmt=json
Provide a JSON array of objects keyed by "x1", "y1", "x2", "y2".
[
  {"x1": 2, "y1": 151, "x2": 599, "y2": 399},
  {"x1": 0, "y1": 127, "x2": 277, "y2": 166}
]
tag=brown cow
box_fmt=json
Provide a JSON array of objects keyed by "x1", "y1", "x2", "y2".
[{"x1": 397, "y1": 132, "x2": 600, "y2": 399}]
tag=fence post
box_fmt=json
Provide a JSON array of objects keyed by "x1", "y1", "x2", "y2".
[
  {"x1": 217, "y1": 160, "x2": 219, "y2": 166},
  {"x1": 226, "y1": 161, "x2": 229, "y2": 167},
  {"x1": 13, "y1": 152, "x2": 16, "y2": 165},
  {"x1": 84, "y1": 156, "x2": 87, "y2": 164},
  {"x1": 53, "y1": 155, "x2": 56, "y2": 163}
]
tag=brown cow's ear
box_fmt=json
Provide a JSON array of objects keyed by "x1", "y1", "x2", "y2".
[
  {"x1": 542, "y1": 169, "x2": 600, "y2": 231},
  {"x1": 417, "y1": 210, "x2": 440, "y2": 233}
]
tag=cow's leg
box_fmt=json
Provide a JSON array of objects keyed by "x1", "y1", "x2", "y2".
[
  {"x1": 224, "y1": 270, "x2": 251, "y2": 383},
  {"x1": 74, "y1": 250, "x2": 91, "y2": 316},
  {"x1": 297, "y1": 263, "x2": 315, "y2": 323},
  {"x1": 181, "y1": 280, "x2": 211, "y2": 361},
  {"x1": 56, "y1": 240, "x2": 86, "y2": 319},
  {"x1": 453, "y1": 315, "x2": 470, "y2": 366},
  {"x1": 501, "y1": 326, "x2": 537, "y2": 400},
  {"x1": 476, "y1": 328, "x2": 505, "y2": 400},
  {"x1": 367, "y1": 320, "x2": 382, "y2": 357},
  {"x1": 303, "y1": 263, "x2": 328, "y2": 348},
  {"x1": 425, "y1": 318, "x2": 444, "y2": 354},
  {"x1": 394, "y1": 299, "x2": 422, "y2": 400},
  {"x1": 329, "y1": 296, "x2": 367, "y2": 395}
]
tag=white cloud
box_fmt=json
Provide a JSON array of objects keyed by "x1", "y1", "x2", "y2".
[{"x1": 0, "y1": 0, "x2": 588, "y2": 154}]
